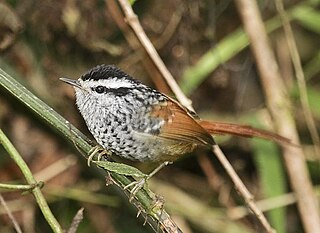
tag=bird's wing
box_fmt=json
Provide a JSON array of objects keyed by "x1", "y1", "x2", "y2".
[{"x1": 149, "y1": 97, "x2": 215, "y2": 146}]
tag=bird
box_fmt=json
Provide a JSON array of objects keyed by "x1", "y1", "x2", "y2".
[{"x1": 60, "y1": 64, "x2": 290, "y2": 163}]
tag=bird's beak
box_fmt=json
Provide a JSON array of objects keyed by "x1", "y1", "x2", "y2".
[{"x1": 59, "y1": 77, "x2": 82, "y2": 89}]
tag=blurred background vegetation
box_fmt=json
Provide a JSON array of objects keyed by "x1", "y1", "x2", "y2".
[{"x1": 0, "y1": 0, "x2": 319, "y2": 232}]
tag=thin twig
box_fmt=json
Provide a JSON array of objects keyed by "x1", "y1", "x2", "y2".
[
  {"x1": 275, "y1": 0, "x2": 320, "y2": 157},
  {"x1": 234, "y1": 0, "x2": 320, "y2": 232},
  {"x1": 0, "y1": 198, "x2": 25, "y2": 214},
  {"x1": 116, "y1": 0, "x2": 194, "y2": 111},
  {"x1": 149, "y1": 179, "x2": 253, "y2": 233},
  {"x1": 229, "y1": 185, "x2": 320, "y2": 219},
  {"x1": 106, "y1": 0, "x2": 172, "y2": 94},
  {"x1": 197, "y1": 154, "x2": 236, "y2": 208},
  {"x1": 0, "y1": 194, "x2": 23, "y2": 233},
  {"x1": 106, "y1": 0, "x2": 139, "y2": 49},
  {"x1": 34, "y1": 156, "x2": 77, "y2": 182},
  {"x1": 67, "y1": 208, "x2": 84, "y2": 233},
  {"x1": 212, "y1": 145, "x2": 276, "y2": 233},
  {"x1": 197, "y1": 154, "x2": 222, "y2": 192}
]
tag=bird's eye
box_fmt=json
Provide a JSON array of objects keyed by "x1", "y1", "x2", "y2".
[{"x1": 95, "y1": 86, "x2": 105, "y2": 94}]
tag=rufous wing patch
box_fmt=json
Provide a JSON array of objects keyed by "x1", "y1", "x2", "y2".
[{"x1": 150, "y1": 98, "x2": 215, "y2": 146}]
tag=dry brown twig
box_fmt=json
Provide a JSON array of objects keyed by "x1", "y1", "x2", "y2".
[
  {"x1": 197, "y1": 154, "x2": 238, "y2": 209},
  {"x1": 212, "y1": 145, "x2": 275, "y2": 233},
  {"x1": 274, "y1": 0, "x2": 320, "y2": 157},
  {"x1": 115, "y1": 0, "x2": 276, "y2": 232},
  {"x1": 67, "y1": 208, "x2": 84, "y2": 233},
  {"x1": 234, "y1": 0, "x2": 320, "y2": 233},
  {"x1": 106, "y1": 0, "x2": 172, "y2": 94},
  {"x1": 0, "y1": 194, "x2": 23, "y2": 233},
  {"x1": 116, "y1": 0, "x2": 194, "y2": 112}
]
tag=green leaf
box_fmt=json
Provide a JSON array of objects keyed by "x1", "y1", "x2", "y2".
[
  {"x1": 304, "y1": 51, "x2": 320, "y2": 80},
  {"x1": 246, "y1": 114, "x2": 287, "y2": 233},
  {"x1": 252, "y1": 138, "x2": 286, "y2": 233},
  {"x1": 290, "y1": 85, "x2": 320, "y2": 118},
  {"x1": 128, "y1": 0, "x2": 137, "y2": 5},
  {"x1": 292, "y1": 5, "x2": 320, "y2": 34},
  {"x1": 95, "y1": 160, "x2": 147, "y2": 178},
  {"x1": 180, "y1": 13, "x2": 283, "y2": 95}
]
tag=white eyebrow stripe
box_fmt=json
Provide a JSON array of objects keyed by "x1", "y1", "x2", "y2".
[{"x1": 81, "y1": 79, "x2": 135, "y2": 89}]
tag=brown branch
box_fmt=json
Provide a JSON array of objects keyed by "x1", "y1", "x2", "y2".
[
  {"x1": 106, "y1": 0, "x2": 172, "y2": 94},
  {"x1": 67, "y1": 208, "x2": 84, "y2": 233},
  {"x1": 197, "y1": 154, "x2": 236, "y2": 209},
  {"x1": 105, "y1": 0, "x2": 139, "y2": 49},
  {"x1": 234, "y1": 0, "x2": 320, "y2": 233},
  {"x1": 0, "y1": 194, "x2": 23, "y2": 233},
  {"x1": 212, "y1": 145, "x2": 276, "y2": 233},
  {"x1": 116, "y1": 0, "x2": 194, "y2": 111},
  {"x1": 274, "y1": 0, "x2": 320, "y2": 157}
]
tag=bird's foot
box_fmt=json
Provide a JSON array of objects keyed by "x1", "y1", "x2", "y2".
[
  {"x1": 123, "y1": 161, "x2": 171, "y2": 202},
  {"x1": 124, "y1": 178, "x2": 148, "y2": 202},
  {"x1": 87, "y1": 145, "x2": 111, "y2": 166}
]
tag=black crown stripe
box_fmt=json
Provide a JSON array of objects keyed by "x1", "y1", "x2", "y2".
[{"x1": 81, "y1": 64, "x2": 142, "y2": 86}]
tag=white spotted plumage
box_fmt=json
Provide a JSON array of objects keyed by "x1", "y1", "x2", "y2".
[{"x1": 73, "y1": 65, "x2": 170, "y2": 161}]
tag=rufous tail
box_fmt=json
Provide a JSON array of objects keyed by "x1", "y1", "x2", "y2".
[{"x1": 198, "y1": 120, "x2": 294, "y2": 146}]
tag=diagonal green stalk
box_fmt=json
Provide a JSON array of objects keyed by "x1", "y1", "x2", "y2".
[
  {"x1": 180, "y1": 2, "x2": 311, "y2": 95},
  {"x1": 0, "y1": 68, "x2": 179, "y2": 232},
  {"x1": 0, "y1": 129, "x2": 63, "y2": 233},
  {"x1": 0, "y1": 68, "x2": 91, "y2": 155}
]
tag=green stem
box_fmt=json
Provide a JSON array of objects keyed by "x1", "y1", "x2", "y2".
[
  {"x1": 0, "y1": 68, "x2": 91, "y2": 155},
  {"x1": 0, "y1": 182, "x2": 41, "y2": 191},
  {"x1": 0, "y1": 129, "x2": 63, "y2": 233}
]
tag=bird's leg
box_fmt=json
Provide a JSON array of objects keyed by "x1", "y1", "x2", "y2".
[
  {"x1": 124, "y1": 161, "x2": 171, "y2": 201},
  {"x1": 94, "y1": 159, "x2": 170, "y2": 202}
]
